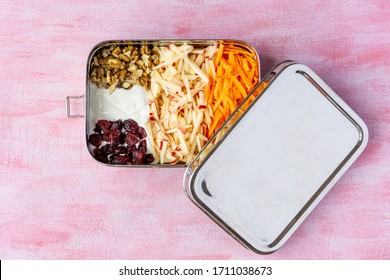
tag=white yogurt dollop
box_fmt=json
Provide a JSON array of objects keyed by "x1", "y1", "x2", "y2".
[{"x1": 89, "y1": 83, "x2": 154, "y2": 155}]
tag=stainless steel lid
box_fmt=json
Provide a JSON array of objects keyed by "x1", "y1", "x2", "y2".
[{"x1": 184, "y1": 61, "x2": 368, "y2": 254}]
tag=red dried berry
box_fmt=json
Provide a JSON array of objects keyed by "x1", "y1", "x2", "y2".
[
  {"x1": 88, "y1": 134, "x2": 102, "y2": 147},
  {"x1": 90, "y1": 119, "x2": 152, "y2": 165},
  {"x1": 102, "y1": 134, "x2": 109, "y2": 142},
  {"x1": 100, "y1": 144, "x2": 113, "y2": 155},
  {"x1": 125, "y1": 133, "x2": 140, "y2": 147},
  {"x1": 95, "y1": 154, "x2": 109, "y2": 163},
  {"x1": 123, "y1": 119, "x2": 138, "y2": 133},
  {"x1": 119, "y1": 132, "x2": 126, "y2": 145},
  {"x1": 111, "y1": 119, "x2": 122, "y2": 131},
  {"x1": 132, "y1": 149, "x2": 145, "y2": 165},
  {"x1": 128, "y1": 145, "x2": 136, "y2": 154},
  {"x1": 137, "y1": 126, "x2": 147, "y2": 139},
  {"x1": 138, "y1": 139, "x2": 147, "y2": 153},
  {"x1": 144, "y1": 154, "x2": 155, "y2": 164},
  {"x1": 109, "y1": 130, "x2": 122, "y2": 146},
  {"x1": 110, "y1": 154, "x2": 130, "y2": 164},
  {"x1": 93, "y1": 147, "x2": 109, "y2": 163},
  {"x1": 114, "y1": 145, "x2": 127, "y2": 155},
  {"x1": 97, "y1": 120, "x2": 112, "y2": 134}
]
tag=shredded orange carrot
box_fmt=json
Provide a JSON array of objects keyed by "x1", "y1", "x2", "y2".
[
  {"x1": 209, "y1": 110, "x2": 222, "y2": 137},
  {"x1": 207, "y1": 43, "x2": 261, "y2": 138},
  {"x1": 220, "y1": 58, "x2": 233, "y2": 72},
  {"x1": 215, "y1": 43, "x2": 224, "y2": 66},
  {"x1": 240, "y1": 81, "x2": 269, "y2": 112}
]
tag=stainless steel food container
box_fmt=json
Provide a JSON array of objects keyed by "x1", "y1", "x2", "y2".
[
  {"x1": 66, "y1": 42, "x2": 368, "y2": 254},
  {"x1": 184, "y1": 61, "x2": 368, "y2": 254},
  {"x1": 65, "y1": 39, "x2": 260, "y2": 167}
]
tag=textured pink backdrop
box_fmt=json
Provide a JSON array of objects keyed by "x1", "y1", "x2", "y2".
[{"x1": 0, "y1": 0, "x2": 389, "y2": 259}]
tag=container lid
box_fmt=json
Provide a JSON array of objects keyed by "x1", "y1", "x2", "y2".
[{"x1": 184, "y1": 62, "x2": 368, "y2": 254}]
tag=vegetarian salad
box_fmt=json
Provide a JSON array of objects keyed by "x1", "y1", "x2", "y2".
[{"x1": 88, "y1": 42, "x2": 264, "y2": 165}]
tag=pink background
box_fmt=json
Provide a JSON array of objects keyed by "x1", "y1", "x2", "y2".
[{"x1": 0, "y1": 0, "x2": 389, "y2": 259}]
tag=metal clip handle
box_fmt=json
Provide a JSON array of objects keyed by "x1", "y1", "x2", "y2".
[{"x1": 65, "y1": 95, "x2": 84, "y2": 118}]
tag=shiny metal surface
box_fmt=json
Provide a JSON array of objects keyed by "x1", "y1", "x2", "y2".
[
  {"x1": 65, "y1": 95, "x2": 84, "y2": 118},
  {"x1": 184, "y1": 62, "x2": 368, "y2": 254}
]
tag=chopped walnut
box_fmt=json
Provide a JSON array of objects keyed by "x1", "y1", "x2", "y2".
[{"x1": 90, "y1": 44, "x2": 159, "y2": 93}]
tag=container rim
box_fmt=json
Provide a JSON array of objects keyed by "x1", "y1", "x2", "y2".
[
  {"x1": 84, "y1": 39, "x2": 261, "y2": 168},
  {"x1": 184, "y1": 61, "x2": 369, "y2": 254}
]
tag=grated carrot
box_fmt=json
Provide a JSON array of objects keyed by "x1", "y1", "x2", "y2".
[
  {"x1": 215, "y1": 43, "x2": 224, "y2": 66},
  {"x1": 207, "y1": 43, "x2": 260, "y2": 138}
]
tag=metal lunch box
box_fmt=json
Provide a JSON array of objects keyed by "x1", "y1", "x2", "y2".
[
  {"x1": 66, "y1": 41, "x2": 368, "y2": 254},
  {"x1": 184, "y1": 61, "x2": 368, "y2": 254},
  {"x1": 66, "y1": 39, "x2": 260, "y2": 167}
]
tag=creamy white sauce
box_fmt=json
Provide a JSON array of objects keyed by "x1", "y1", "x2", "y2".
[{"x1": 89, "y1": 83, "x2": 155, "y2": 156}]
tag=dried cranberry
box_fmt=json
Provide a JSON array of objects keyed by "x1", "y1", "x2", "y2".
[
  {"x1": 109, "y1": 152, "x2": 119, "y2": 159},
  {"x1": 114, "y1": 145, "x2": 127, "y2": 155},
  {"x1": 119, "y1": 132, "x2": 126, "y2": 144},
  {"x1": 123, "y1": 119, "x2": 138, "y2": 133},
  {"x1": 111, "y1": 119, "x2": 122, "y2": 131},
  {"x1": 132, "y1": 149, "x2": 145, "y2": 165},
  {"x1": 96, "y1": 120, "x2": 112, "y2": 134},
  {"x1": 95, "y1": 154, "x2": 109, "y2": 163},
  {"x1": 110, "y1": 154, "x2": 130, "y2": 165},
  {"x1": 125, "y1": 133, "x2": 139, "y2": 147},
  {"x1": 137, "y1": 126, "x2": 147, "y2": 139},
  {"x1": 100, "y1": 144, "x2": 113, "y2": 155},
  {"x1": 109, "y1": 130, "x2": 122, "y2": 146},
  {"x1": 128, "y1": 145, "x2": 136, "y2": 154},
  {"x1": 93, "y1": 148, "x2": 109, "y2": 163},
  {"x1": 90, "y1": 119, "x2": 153, "y2": 165},
  {"x1": 138, "y1": 139, "x2": 147, "y2": 153},
  {"x1": 144, "y1": 154, "x2": 155, "y2": 164},
  {"x1": 88, "y1": 134, "x2": 102, "y2": 147},
  {"x1": 102, "y1": 134, "x2": 109, "y2": 142}
]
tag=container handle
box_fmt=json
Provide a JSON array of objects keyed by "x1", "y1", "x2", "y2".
[{"x1": 65, "y1": 95, "x2": 84, "y2": 118}]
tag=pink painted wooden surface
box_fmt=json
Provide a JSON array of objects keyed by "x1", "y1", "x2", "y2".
[{"x1": 0, "y1": 0, "x2": 389, "y2": 259}]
